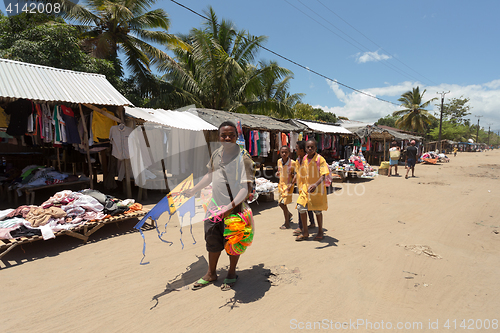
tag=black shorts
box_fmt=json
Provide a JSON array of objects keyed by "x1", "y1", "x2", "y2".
[
  {"x1": 204, "y1": 217, "x2": 226, "y2": 252},
  {"x1": 204, "y1": 203, "x2": 244, "y2": 253}
]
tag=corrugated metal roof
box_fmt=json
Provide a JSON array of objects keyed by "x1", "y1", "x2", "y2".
[
  {"x1": 0, "y1": 58, "x2": 132, "y2": 106},
  {"x1": 193, "y1": 108, "x2": 302, "y2": 132},
  {"x1": 296, "y1": 119, "x2": 353, "y2": 134},
  {"x1": 125, "y1": 107, "x2": 217, "y2": 131}
]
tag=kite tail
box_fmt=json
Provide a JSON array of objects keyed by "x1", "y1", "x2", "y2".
[
  {"x1": 138, "y1": 228, "x2": 150, "y2": 265},
  {"x1": 179, "y1": 216, "x2": 184, "y2": 249},
  {"x1": 190, "y1": 216, "x2": 196, "y2": 245},
  {"x1": 157, "y1": 215, "x2": 173, "y2": 245}
]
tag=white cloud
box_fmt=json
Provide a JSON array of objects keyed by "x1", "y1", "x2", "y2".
[
  {"x1": 355, "y1": 50, "x2": 392, "y2": 64},
  {"x1": 317, "y1": 79, "x2": 500, "y2": 129}
]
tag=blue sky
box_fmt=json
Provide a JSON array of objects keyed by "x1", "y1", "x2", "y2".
[
  {"x1": 5, "y1": 0, "x2": 496, "y2": 129},
  {"x1": 156, "y1": 0, "x2": 500, "y2": 131}
]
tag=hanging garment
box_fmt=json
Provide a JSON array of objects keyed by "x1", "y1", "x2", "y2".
[
  {"x1": 290, "y1": 132, "x2": 298, "y2": 152},
  {"x1": 57, "y1": 106, "x2": 67, "y2": 143},
  {"x1": 0, "y1": 106, "x2": 10, "y2": 128},
  {"x1": 248, "y1": 131, "x2": 253, "y2": 155},
  {"x1": 281, "y1": 132, "x2": 288, "y2": 147},
  {"x1": 260, "y1": 131, "x2": 269, "y2": 157},
  {"x1": 52, "y1": 105, "x2": 61, "y2": 144},
  {"x1": 252, "y1": 131, "x2": 259, "y2": 156},
  {"x1": 60, "y1": 105, "x2": 81, "y2": 144},
  {"x1": 91, "y1": 108, "x2": 117, "y2": 142},
  {"x1": 5, "y1": 99, "x2": 32, "y2": 136},
  {"x1": 109, "y1": 124, "x2": 133, "y2": 159},
  {"x1": 41, "y1": 104, "x2": 53, "y2": 143}
]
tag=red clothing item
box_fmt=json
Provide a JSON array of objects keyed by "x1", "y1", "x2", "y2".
[{"x1": 281, "y1": 132, "x2": 288, "y2": 147}]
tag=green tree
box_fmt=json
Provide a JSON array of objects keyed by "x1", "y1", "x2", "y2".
[
  {"x1": 293, "y1": 103, "x2": 316, "y2": 120},
  {"x1": 312, "y1": 107, "x2": 337, "y2": 123},
  {"x1": 0, "y1": 12, "x2": 118, "y2": 81},
  {"x1": 375, "y1": 114, "x2": 398, "y2": 127},
  {"x1": 438, "y1": 96, "x2": 472, "y2": 124},
  {"x1": 246, "y1": 61, "x2": 304, "y2": 118},
  {"x1": 428, "y1": 121, "x2": 468, "y2": 141},
  {"x1": 292, "y1": 103, "x2": 337, "y2": 122},
  {"x1": 160, "y1": 7, "x2": 299, "y2": 115},
  {"x1": 62, "y1": 0, "x2": 183, "y2": 82},
  {"x1": 393, "y1": 86, "x2": 437, "y2": 133}
]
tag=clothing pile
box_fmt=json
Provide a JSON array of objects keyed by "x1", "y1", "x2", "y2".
[
  {"x1": 7, "y1": 165, "x2": 88, "y2": 196},
  {"x1": 255, "y1": 177, "x2": 278, "y2": 193},
  {"x1": 331, "y1": 152, "x2": 376, "y2": 178},
  {"x1": 0, "y1": 190, "x2": 141, "y2": 240},
  {"x1": 437, "y1": 153, "x2": 450, "y2": 163},
  {"x1": 419, "y1": 151, "x2": 440, "y2": 163}
]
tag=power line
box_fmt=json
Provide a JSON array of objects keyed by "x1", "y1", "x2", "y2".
[
  {"x1": 292, "y1": 0, "x2": 424, "y2": 83},
  {"x1": 168, "y1": 0, "x2": 399, "y2": 106},
  {"x1": 316, "y1": 0, "x2": 437, "y2": 85}
]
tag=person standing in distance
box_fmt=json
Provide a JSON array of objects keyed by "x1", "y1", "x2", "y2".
[{"x1": 405, "y1": 140, "x2": 418, "y2": 179}]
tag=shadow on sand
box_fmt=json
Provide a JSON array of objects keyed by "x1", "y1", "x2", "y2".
[{"x1": 150, "y1": 258, "x2": 275, "y2": 311}]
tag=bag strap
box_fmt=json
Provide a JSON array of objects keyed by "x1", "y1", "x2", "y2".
[{"x1": 220, "y1": 162, "x2": 235, "y2": 203}]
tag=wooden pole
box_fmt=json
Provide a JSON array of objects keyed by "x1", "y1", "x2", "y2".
[
  {"x1": 79, "y1": 104, "x2": 94, "y2": 189},
  {"x1": 383, "y1": 137, "x2": 386, "y2": 161},
  {"x1": 82, "y1": 103, "x2": 123, "y2": 124},
  {"x1": 118, "y1": 106, "x2": 132, "y2": 198},
  {"x1": 56, "y1": 147, "x2": 61, "y2": 172}
]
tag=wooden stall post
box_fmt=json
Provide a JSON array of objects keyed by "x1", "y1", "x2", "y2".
[
  {"x1": 78, "y1": 104, "x2": 94, "y2": 189},
  {"x1": 118, "y1": 106, "x2": 132, "y2": 199},
  {"x1": 383, "y1": 137, "x2": 386, "y2": 161}
]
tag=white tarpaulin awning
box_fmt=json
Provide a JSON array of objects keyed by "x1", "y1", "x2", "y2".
[
  {"x1": 297, "y1": 119, "x2": 353, "y2": 134},
  {"x1": 125, "y1": 107, "x2": 217, "y2": 131}
]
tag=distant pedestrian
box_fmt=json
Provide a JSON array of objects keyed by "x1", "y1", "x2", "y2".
[
  {"x1": 388, "y1": 141, "x2": 401, "y2": 177},
  {"x1": 405, "y1": 140, "x2": 418, "y2": 179}
]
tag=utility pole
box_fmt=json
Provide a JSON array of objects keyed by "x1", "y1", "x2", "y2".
[
  {"x1": 475, "y1": 115, "x2": 483, "y2": 145},
  {"x1": 487, "y1": 123, "x2": 493, "y2": 146},
  {"x1": 437, "y1": 91, "x2": 450, "y2": 152}
]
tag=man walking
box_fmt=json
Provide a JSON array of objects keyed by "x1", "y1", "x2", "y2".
[{"x1": 405, "y1": 140, "x2": 418, "y2": 179}]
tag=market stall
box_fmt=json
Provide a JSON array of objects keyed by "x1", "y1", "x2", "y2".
[
  {"x1": 0, "y1": 58, "x2": 135, "y2": 199},
  {"x1": 0, "y1": 59, "x2": 149, "y2": 260},
  {"x1": 351, "y1": 125, "x2": 394, "y2": 166},
  {"x1": 292, "y1": 119, "x2": 355, "y2": 163}
]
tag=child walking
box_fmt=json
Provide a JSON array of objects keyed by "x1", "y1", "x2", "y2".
[
  {"x1": 277, "y1": 146, "x2": 295, "y2": 229},
  {"x1": 293, "y1": 140, "x2": 315, "y2": 236},
  {"x1": 295, "y1": 139, "x2": 329, "y2": 241}
]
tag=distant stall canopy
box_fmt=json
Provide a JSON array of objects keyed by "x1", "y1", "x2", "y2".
[
  {"x1": 0, "y1": 58, "x2": 132, "y2": 106},
  {"x1": 125, "y1": 107, "x2": 217, "y2": 131},
  {"x1": 193, "y1": 108, "x2": 302, "y2": 132},
  {"x1": 353, "y1": 125, "x2": 393, "y2": 140},
  {"x1": 295, "y1": 119, "x2": 353, "y2": 134}
]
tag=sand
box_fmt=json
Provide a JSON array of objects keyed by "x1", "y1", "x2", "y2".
[{"x1": 1, "y1": 150, "x2": 499, "y2": 332}]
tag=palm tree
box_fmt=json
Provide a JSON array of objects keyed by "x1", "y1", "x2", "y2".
[
  {"x1": 59, "y1": 0, "x2": 184, "y2": 82},
  {"x1": 159, "y1": 7, "x2": 298, "y2": 116},
  {"x1": 244, "y1": 61, "x2": 304, "y2": 118},
  {"x1": 393, "y1": 86, "x2": 437, "y2": 133}
]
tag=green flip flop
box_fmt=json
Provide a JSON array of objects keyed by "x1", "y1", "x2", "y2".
[
  {"x1": 221, "y1": 276, "x2": 238, "y2": 291},
  {"x1": 192, "y1": 277, "x2": 215, "y2": 291}
]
